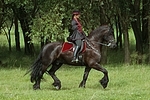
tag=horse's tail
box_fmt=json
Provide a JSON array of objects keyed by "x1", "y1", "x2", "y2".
[
  {"x1": 30, "y1": 51, "x2": 44, "y2": 83},
  {"x1": 30, "y1": 52, "x2": 43, "y2": 83},
  {"x1": 25, "y1": 51, "x2": 43, "y2": 83}
]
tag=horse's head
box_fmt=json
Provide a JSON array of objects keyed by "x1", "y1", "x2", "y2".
[
  {"x1": 102, "y1": 26, "x2": 117, "y2": 48},
  {"x1": 88, "y1": 25, "x2": 117, "y2": 48}
]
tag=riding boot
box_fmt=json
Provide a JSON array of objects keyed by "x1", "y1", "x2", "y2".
[{"x1": 71, "y1": 46, "x2": 79, "y2": 62}]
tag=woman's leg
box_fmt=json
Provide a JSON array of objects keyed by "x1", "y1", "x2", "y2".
[{"x1": 72, "y1": 39, "x2": 82, "y2": 62}]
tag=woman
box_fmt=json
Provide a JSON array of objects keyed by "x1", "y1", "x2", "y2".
[{"x1": 69, "y1": 10, "x2": 86, "y2": 62}]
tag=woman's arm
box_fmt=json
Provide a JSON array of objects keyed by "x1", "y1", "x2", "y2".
[{"x1": 71, "y1": 20, "x2": 78, "y2": 31}]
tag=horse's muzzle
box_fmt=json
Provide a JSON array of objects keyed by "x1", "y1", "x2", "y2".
[{"x1": 109, "y1": 42, "x2": 117, "y2": 48}]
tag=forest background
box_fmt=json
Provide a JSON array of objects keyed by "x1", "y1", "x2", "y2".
[{"x1": 0, "y1": 0, "x2": 150, "y2": 65}]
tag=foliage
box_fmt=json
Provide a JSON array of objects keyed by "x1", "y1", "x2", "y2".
[
  {"x1": 31, "y1": 11, "x2": 67, "y2": 42},
  {"x1": 30, "y1": 0, "x2": 104, "y2": 42}
]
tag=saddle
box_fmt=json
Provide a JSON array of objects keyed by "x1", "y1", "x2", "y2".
[{"x1": 61, "y1": 41, "x2": 86, "y2": 54}]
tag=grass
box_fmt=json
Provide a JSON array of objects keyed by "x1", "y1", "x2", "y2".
[{"x1": 0, "y1": 65, "x2": 150, "y2": 100}]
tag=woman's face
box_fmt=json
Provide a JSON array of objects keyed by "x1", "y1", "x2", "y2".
[{"x1": 75, "y1": 14, "x2": 80, "y2": 19}]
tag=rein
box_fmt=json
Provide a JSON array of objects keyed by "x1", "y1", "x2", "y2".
[
  {"x1": 85, "y1": 40, "x2": 98, "y2": 52},
  {"x1": 84, "y1": 40, "x2": 109, "y2": 54},
  {"x1": 85, "y1": 38, "x2": 113, "y2": 48},
  {"x1": 93, "y1": 42, "x2": 112, "y2": 47},
  {"x1": 84, "y1": 38, "x2": 114, "y2": 53}
]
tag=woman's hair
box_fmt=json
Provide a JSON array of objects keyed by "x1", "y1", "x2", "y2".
[
  {"x1": 72, "y1": 10, "x2": 80, "y2": 15},
  {"x1": 72, "y1": 15, "x2": 75, "y2": 19}
]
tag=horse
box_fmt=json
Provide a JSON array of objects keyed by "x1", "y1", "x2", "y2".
[{"x1": 28, "y1": 24, "x2": 117, "y2": 90}]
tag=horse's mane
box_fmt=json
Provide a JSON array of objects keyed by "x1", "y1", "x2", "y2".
[{"x1": 88, "y1": 25, "x2": 110, "y2": 37}]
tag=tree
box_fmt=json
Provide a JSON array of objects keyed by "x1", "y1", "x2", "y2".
[
  {"x1": 0, "y1": 0, "x2": 4, "y2": 30},
  {"x1": 148, "y1": 1, "x2": 150, "y2": 64},
  {"x1": 142, "y1": 0, "x2": 149, "y2": 45},
  {"x1": 115, "y1": 0, "x2": 130, "y2": 64},
  {"x1": 1, "y1": 1, "x2": 14, "y2": 51},
  {"x1": 148, "y1": 17, "x2": 150, "y2": 64},
  {"x1": 2, "y1": 0, "x2": 37, "y2": 54},
  {"x1": 99, "y1": 0, "x2": 115, "y2": 64},
  {"x1": 14, "y1": 14, "x2": 20, "y2": 51},
  {"x1": 130, "y1": 0, "x2": 143, "y2": 56}
]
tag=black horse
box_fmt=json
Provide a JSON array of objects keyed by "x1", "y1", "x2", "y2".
[{"x1": 28, "y1": 25, "x2": 116, "y2": 90}]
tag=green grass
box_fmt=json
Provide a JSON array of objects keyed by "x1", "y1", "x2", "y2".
[{"x1": 0, "y1": 65, "x2": 150, "y2": 100}]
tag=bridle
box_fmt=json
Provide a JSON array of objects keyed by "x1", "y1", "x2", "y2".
[{"x1": 94, "y1": 39, "x2": 115, "y2": 47}]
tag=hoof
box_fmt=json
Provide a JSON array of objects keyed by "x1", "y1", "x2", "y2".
[
  {"x1": 100, "y1": 80, "x2": 108, "y2": 88},
  {"x1": 52, "y1": 82, "x2": 61, "y2": 90},
  {"x1": 55, "y1": 86, "x2": 60, "y2": 90},
  {"x1": 79, "y1": 81, "x2": 85, "y2": 88},
  {"x1": 100, "y1": 77, "x2": 109, "y2": 89},
  {"x1": 33, "y1": 84, "x2": 40, "y2": 90}
]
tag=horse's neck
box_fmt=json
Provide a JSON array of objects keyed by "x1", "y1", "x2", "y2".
[
  {"x1": 86, "y1": 37, "x2": 102, "y2": 53},
  {"x1": 87, "y1": 35, "x2": 103, "y2": 44},
  {"x1": 87, "y1": 34, "x2": 102, "y2": 42}
]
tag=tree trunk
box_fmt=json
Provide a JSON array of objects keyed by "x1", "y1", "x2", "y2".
[
  {"x1": 117, "y1": 15, "x2": 123, "y2": 49},
  {"x1": 148, "y1": 17, "x2": 150, "y2": 64},
  {"x1": 41, "y1": 36, "x2": 45, "y2": 48},
  {"x1": 7, "y1": 18, "x2": 13, "y2": 52},
  {"x1": 131, "y1": 22, "x2": 143, "y2": 53},
  {"x1": 142, "y1": 0, "x2": 149, "y2": 45},
  {"x1": 14, "y1": 16, "x2": 21, "y2": 51},
  {"x1": 148, "y1": 0, "x2": 150, "y2": 64},
  {"x1": 129, "y1": 0, "x2": 143, "y2": 63},
  {"x1": 0, "y1": 0, "x2": 4, "y2": 29},
  {"x1": 122, "y1": 21, "x2": 130, "y2": 64},
  {"x1": 11, "y1": 4, "x2": 34, "y2": 54},
  {"x1": 18, "y1": 6, "x2": 34, "y2": 54},
  {"x1": 131, "y1": 0, "x2": 143, "y2": 54},
  {"x1": 20, "y1": 21, "x2": 34, "y2": 54}
]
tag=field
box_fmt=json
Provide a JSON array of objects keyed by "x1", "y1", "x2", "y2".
[{"x1": 0, "y1": 64, "x2": 150, "y2": 100}]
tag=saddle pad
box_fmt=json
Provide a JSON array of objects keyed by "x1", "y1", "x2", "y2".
[
  {"x1": 61, "y1": 42, "x2": 73, "y2": 52},
  {"x1": 61, "y1": 41, "x2": 86, "y2": 53}
]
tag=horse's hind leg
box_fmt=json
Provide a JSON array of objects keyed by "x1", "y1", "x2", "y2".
[
  {"x1": 79, "y1": 66, "x2": 91, "y2": 88},
  {"x1": 33, "y1": 75, "x2": 42, "y2": 90},
  {"x1": 48, "y1": 62, "x2": 63, "y2": 90},
  {"x1": 32, "y1": 65, "x2": 48, "y2": 90},
  {"x1": 33, "y1": 78, "x2": 41, "y2": 90}
]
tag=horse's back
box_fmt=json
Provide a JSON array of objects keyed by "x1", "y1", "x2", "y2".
[{"x1": 41, "y1": 42, "x2": 62, "y2": 61}]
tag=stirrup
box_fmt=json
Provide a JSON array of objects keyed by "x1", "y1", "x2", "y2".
[
  {"x1": 71, "y1": 58, "x2": 78, "y2": 63},
  {"x1": 75, "y1": 58, "x2": 78, "y2": 62}
]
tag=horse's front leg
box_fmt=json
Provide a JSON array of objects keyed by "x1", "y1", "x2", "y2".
[
  {"x1": 93, "y1": 63, "x2": 109, "y2": 88},
  {"x1": 99, "y1": 68, "x2": 109, "y2": 88},
  {"x1": 79, "y1": 66, "x2": 91, "y2": 88},
  {"x1": 48, "y1": 63, "x2": 62, "y2": 90}
]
